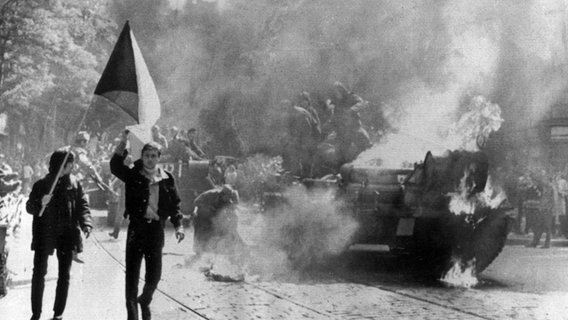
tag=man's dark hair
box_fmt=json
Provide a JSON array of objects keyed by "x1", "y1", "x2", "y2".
[
  {"x1": 49, "y1": 150, "x2": 74, "y2": 174},
  {"x1": 141, "y1": 142, "x2": 162, "y2": 157},
  {"x1": 187, "y1": 128, "x2": 197, "y2": 134}
]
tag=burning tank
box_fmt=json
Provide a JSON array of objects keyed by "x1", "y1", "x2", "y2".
[{"x1": 302, "y1": 149, "x2": 511, "y2": 278}]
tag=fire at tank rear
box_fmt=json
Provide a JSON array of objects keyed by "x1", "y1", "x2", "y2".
[{"x1": 316, "y1": 149, "x2": 511, "y2": 278}]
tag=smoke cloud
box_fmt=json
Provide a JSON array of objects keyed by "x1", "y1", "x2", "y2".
[
  {"x1": 105, "y1": 0, "x2": 568, "y2": 280},
  {"x1": 354, "y1": 0, "x2": 568, "y2": 167},
  {"x1": 242, "y1": 184, "x2": 358, "y2": 279},
  {"x1": 185, "y1": 184, "x2": 357, "y2": 281},
  {"x1": 107, "y1": 0, "x2": 568, "y2": 164}
]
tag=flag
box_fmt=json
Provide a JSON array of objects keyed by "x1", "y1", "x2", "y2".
[
  {"x1": 94, "y1": 21, "x2": 161, "y2": 127},
  {"x1": 125, "y1": 124, "x2": 153, "y2": 160},
  {"x1": 94, "y1": 21, "x2": 161, "y2": 159}
]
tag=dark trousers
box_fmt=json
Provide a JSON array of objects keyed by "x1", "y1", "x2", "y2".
[
  {"x1": 31, "y1": 248, "x2": 73, "y2": 319},
  {"x1": 514, "y1": 200, "x2": 525, "y2": 233},
  {"x1": 532, "y1": 211, "x2": 554, "y2": 247},
  {"x1": 524, "y1": 207, "x2": 539, "y2": 234},
  {"x1": 110, "y1": 189, "x2": 126, "y2": 238},
  {"x1": 125, "y1": 220, "x2": 164, "y2": 320},
  {"x1": 109, "y1": 201, "x2": 123, "y2": 238},
  {"x1": 559, "y1": 215, "x2": 568, "y2": 237},
  {"x1": 193, "y1": 217, "x2": 213, "y2": 255}
]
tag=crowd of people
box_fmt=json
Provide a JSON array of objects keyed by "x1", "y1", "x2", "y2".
[
  {"x1": 503, "y1": 167, "x2": 568, "y2": 249},
  {"x1": 152, "y1": 125, "x2": 207, "y2": 162},
  {"x1": 280, "y1": 82, "x2": 373, "y2": 178},
  {"x1": 7, "y1": 81, "x2": 374, "y2": 202},
  {"x1": 14, "y1": 80, "x2": 568, "y2": 319}
]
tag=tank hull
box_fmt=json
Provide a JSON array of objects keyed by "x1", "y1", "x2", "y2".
[{"x1": 319, "y1": 151, "x2": 509, "y2": 275}]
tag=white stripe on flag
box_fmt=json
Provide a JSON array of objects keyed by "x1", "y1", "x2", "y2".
[
  {"x1": 130, "y1": 30, "x2": 161, "y2": 127},
  {"x1": 126, "y1": 124, "x2": 153, "y2": 161}
]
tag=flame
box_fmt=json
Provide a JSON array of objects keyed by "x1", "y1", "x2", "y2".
[
  {"x1": 443, "y1": 174, "x2": 507, "y2": 286},
  {"x1": 448, "y1": 171, "x2": 507, "y2": 216},
  {"x1": 476, "y1": 175, "x2": 507, "y2": 209},
  {"x1": 441, "y1": 258, "x2": 478, "y2": 288},
  {"x1": 448, "y1": 196, "x2": 476, "y2": 215},
  {"x1": 448, "y1": 169, "x2": 476, "y2": 215}
]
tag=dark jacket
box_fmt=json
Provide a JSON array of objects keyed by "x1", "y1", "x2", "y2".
[
  {"x1": 287, "y1": 105, "x2": 318, "y2": 150},
  {"x1": 26, "y1": 174, "x2": 92, "y2": 253},
  {"x1": 193, "y1": 188, "x2": 239, "y2": 220},
  {"x1": 192, "y1": 187, "x2": 241, "y2": 253},
  {"x1": 110, "y1": 151, "x2": 183, "y2": 229}
]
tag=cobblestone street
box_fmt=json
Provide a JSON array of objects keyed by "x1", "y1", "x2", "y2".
[
  {"x1": 4, "y1": 1, "x2": 568, "y2": 319},
  {"x1": 2, "y1": 210, "x2": 568, "y2": 320}
]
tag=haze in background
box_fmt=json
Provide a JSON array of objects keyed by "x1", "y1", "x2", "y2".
[{"x1": 109, "y1": 0, "x2": 568, "y2": 160}]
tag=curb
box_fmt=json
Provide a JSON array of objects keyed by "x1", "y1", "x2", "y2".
[{"x1": 506, "y1": 235, "x2": 568, "y2": 247}]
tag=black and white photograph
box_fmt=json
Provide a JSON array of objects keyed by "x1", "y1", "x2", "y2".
[{"x1": 1, "y1": 0, "x2": 568, "y2": 319}]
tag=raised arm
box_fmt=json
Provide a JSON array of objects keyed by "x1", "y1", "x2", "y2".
[{"x1": 110, "y1": 130, "x2": 131, "y2": 182}]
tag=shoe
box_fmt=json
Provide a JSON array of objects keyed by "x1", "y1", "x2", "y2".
[
  {"x1": 30, "y1": 315, "x2": 40, "y2": 320},
  {"x1": 52, "y1": 316, "x2": 63, "y2": 320},
  {"x1": 72, "y1": 252, "x2": 85, "y2": 264},
  {"x1": 137, "y1": 297, "x2": 151, "y2": 320},
  {"x1": 108, "y1": 231, "x2": 118, "y2": 239}
]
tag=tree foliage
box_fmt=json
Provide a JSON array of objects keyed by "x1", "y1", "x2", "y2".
[{"x1": 0, "y1": 0, "x2": 116, "y2": 158}]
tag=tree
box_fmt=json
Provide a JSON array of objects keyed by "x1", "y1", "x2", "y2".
[{"x1": 0, "y1": 0, "x2": 116, "y2": 158}]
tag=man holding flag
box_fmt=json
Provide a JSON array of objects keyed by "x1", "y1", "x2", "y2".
[
  {"x1": 95, "y1": 21, "x2": 184, "y2": 320},
  {"x1": 26, "y1": 150, "x2": 92, "y2": 320},
  {"x1": 111, "y1": 131, "x2": 184, "y2": 320}
]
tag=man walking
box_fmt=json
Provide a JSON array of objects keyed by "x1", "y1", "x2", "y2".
[
  {"x1": 110, "y1": 130, "x2": 185, "y2": 320},
  {"x1": 26, "y1": 149, "x2": 92, "y2": 320}
]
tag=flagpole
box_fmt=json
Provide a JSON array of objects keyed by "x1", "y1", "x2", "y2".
[{"x1": 38, "y1": 100, "x2": 93, "y2": 217}]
